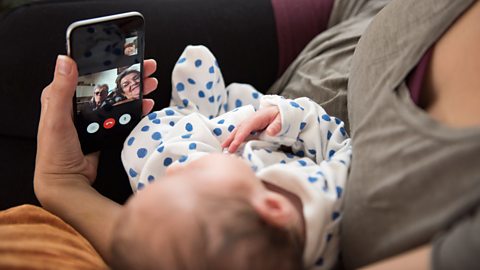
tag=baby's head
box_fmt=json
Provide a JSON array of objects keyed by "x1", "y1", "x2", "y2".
[{"x1": 110, "y1": 154, "x2": 304, "y2": 270}]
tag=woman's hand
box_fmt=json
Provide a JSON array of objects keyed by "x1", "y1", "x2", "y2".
[
  {"x1": 34, "y1": 56, "x2": 158, "y2": 191},
  {"x1": 222, "y1": 106, "x2": 281, "y2": 153}
]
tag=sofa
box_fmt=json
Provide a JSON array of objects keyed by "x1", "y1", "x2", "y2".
[{"x1": 0, "y1": 0, "x2": 325, "y2": 210}]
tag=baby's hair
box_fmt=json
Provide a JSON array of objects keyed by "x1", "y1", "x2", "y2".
[
  {"x1": 110, "y1": 194, "x2": 304, "y2": 270},
  {"x1": 198, "y1": 196, "x2": 304, "y2": 270}
]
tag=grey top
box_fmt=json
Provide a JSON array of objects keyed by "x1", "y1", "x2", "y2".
[
  {"x1": 269, "y1": 0, "x2": 480, "y2": 269},
  {"x1": 268, "y1": 0, "x2": 391, "y2": 134}
]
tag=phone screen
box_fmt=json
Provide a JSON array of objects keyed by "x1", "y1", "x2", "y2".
[{"x1": 67, "y1": 13, "x2": 144, "y2": 153}]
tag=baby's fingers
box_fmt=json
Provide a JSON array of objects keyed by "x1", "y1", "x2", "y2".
[{"x1": 266, "y1": 113, "x2": 282, "y2": 136}]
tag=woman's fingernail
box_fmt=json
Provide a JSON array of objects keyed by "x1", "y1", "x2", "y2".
[{"x1": 56, "y1": 55, "x2": 72, "y2": 76}]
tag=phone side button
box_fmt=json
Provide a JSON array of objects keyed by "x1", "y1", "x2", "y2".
[{"x1": 87, "y1": 122, "x2": 100, "y2": 134}]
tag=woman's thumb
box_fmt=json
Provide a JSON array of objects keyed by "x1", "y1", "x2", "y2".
[{"x1": 42, "y1": 55, "x2": 78, "y2": 112}]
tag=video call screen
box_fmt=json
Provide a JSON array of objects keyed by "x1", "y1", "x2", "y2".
[{"x1": 68, "y1": 15, "x2": 145, "y2": 152}]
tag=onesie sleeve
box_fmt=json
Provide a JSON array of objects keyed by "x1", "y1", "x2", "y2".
[
  {"x1": 258, "y1": 95, "x2": 350, "y2": 164},
  {"x1": 255, "y1": 95, "x2": 352, "y2": 269}
]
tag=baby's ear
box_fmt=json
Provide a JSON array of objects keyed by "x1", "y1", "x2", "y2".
[{"x1": 251, "y1": 191, "x2": 298, "y2": 229}]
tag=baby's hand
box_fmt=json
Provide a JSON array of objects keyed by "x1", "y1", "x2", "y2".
[{"x1": 222, "y1": 106, "x2": 281, "y2": 153}]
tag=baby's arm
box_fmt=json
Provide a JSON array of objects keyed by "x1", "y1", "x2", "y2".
[
  {"x1": 222, "y1": 105, "x2": 282, "y2": 152},
  {"x1": 223, "y1": 95, "x2": 350, "y2": 164},
  {"x1": 261, "y1": 95, "x2": 350, "y2": 163}
]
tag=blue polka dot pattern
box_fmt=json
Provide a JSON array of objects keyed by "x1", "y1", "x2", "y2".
[
  {"x1": 208, "y1": 96, "x2": 215, "y2": 103},
  {"x1": 213, "y1": 128, "x2": 222, "y2": 136},
  {"x1": 152, "y1": 119, "x2": 161, "y2": 124},
  {"x1": 187, "y1": 78, "x2": 196, "y2": 85},
  {"x1": 217, "y1": 119, "x2": 225, "y2": 124},
  {"x1": 189, "y1": 143, "x2": 197, "y2": 150},
  {"x1": 252, "y1": 92, "x2": 259, "y2": 99},
  {"x1": 165, "y1": 109, "x2": 175, "y2": 116},
  {"x1": 152, "y1": 132, "x2": 162, "y2": 141},
  {"x1": 327, "y1": 131, "x2": 332, "y2": 140},
  {"x1": 164, "y1": 157, "x2": 173, "y2": 166},
  {"x1": 206, "y1": 81, "x2": 213, "y2": 90},
  {"x1": 177, "y1": 57, "x2": 186, "y2": 64},
  {"x1": 148, "y1": 112, "x2": 157, "y2": 120},
  {"x1": 127, "y1": 137, "x2": 135, "y2": 146},
  {"x1": 335, "y1": 118, "x2": 341, "y2": 125},
  {"x1": 296, "y1": 150, "x2": 305, "y2": 157},
  {"x1": 300, "y1": 122, "x2": 306, "y2": 130},
  {"x1": 157, "y1": 146, "x2": 165, "y2": 153},
  {"x1": 328, "y1": 150, "x2": 336, "y2": 159},
  {"x1": 228, "y1": 125, "x2": 235, "y2": 132},
  {"x1": 169, "y1": 121, "x2": 175, "y2": 127},
  {"x1": 137, "y1": 148, "x2": 148, "y2": 158},
  {"x1": 235, "y1": 99, "x2": 242, "y2": 108},
  {"x1": 198, "y1": 90, "x2": 205, "y2": 98},
  {"x1": 336, "y1": 186, "x2": 343, "y2": 198},
  {"x1": 323, "y1": 180, "x2": 329, "y2": 192},
  {"x1": 176, "y1": 82, "x2": 185, "y2": 91},
  {"x1": 182, "y1": 99, "x2": 189, "y2": 107},
  {"x1": 137, "y1": 183, "x2": 145, "y2": 190},
  {"x1": 185, "y1": 123, "x2": 193, "y2": 132},
  {"x1": 195, "y1": 59, "x2": 202, "y2": 67},
  {"x1": 147, "y1": 175, "x2": 155, "y2": 182},
  {"x1": 141, "y1": 126, "x2": 150, "y2": 132},
  {"x1": 298, "y1": 160, "x2": 307, "y2": 166},
  {"x1": 308, "y1": 176, "x2": 318, "y2": 183},
  {"x1": 308, "y1": 149, "x2": 316, "y2": 155},
  {"x1": 181, "y1": 134, "x2": 192, "y2": 139},
  {"x1": 340, "y1": 127, "x2": 346, "y2": 136},
  {"x1": 290, "y1": 101, "x2": 300, "y2": 108},
  {"x1": 209, "y1": 66, "x2": 214, "y2": 73},
  {"x1": 322, "y1": 114, "x2": 331, "y2": 122},
  {"x1": 332, "y1": 212, "x2": 340, "y2": 221},
  {"x1": 179, "y1": 155, "x2": 188, "y2": 163},
  {"x1": 129, "y1": 168, "x2": 138, "y2": 177}
]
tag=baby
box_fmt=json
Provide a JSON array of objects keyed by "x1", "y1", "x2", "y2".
[{"x1": 115, "y1": 46, "x2": 351, "y2": 269}]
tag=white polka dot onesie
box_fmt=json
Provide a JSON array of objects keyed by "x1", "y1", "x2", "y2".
[{"x1": 122, "y1": 45, "x2": 352, "y2": 269}]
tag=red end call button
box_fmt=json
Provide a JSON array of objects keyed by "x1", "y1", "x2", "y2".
[{"x1": 103, "y1": 118, "x2": 116, "y2": 129}]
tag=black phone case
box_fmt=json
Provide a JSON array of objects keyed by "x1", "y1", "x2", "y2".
[{"x1": 67, "y1": 12, "x2": 145, "y2": 154}]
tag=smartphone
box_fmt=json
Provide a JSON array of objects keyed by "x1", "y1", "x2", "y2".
[{"x1": 67, "y1": 12, "x2": 145, "y2": 154}]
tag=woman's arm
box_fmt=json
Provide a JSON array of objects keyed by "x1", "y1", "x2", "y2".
[
  {"x1": 360, "y1": 245, "x2": 431, "y2": 270},
  {"x1": 34, "y1": 56, "x2": 157, "y2": 262}
]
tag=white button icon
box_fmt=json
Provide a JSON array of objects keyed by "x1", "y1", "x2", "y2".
[
  {"x1": 86, "y1": 122, "x2": 100, "y2": 134},
  {"x1": 119, "y1": 114, "x2": 132, "y2": 125}
]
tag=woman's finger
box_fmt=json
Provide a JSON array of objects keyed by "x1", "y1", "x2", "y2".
[
  {"x1": 142, "y1": 99, "x2": 155, "y2": 116},
  {"x1": 143, "y1": 59, "x2": 157, "y2": 77},
  {"x1": 143, "y1": 77, "x2": 158, "y2": 96}
]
